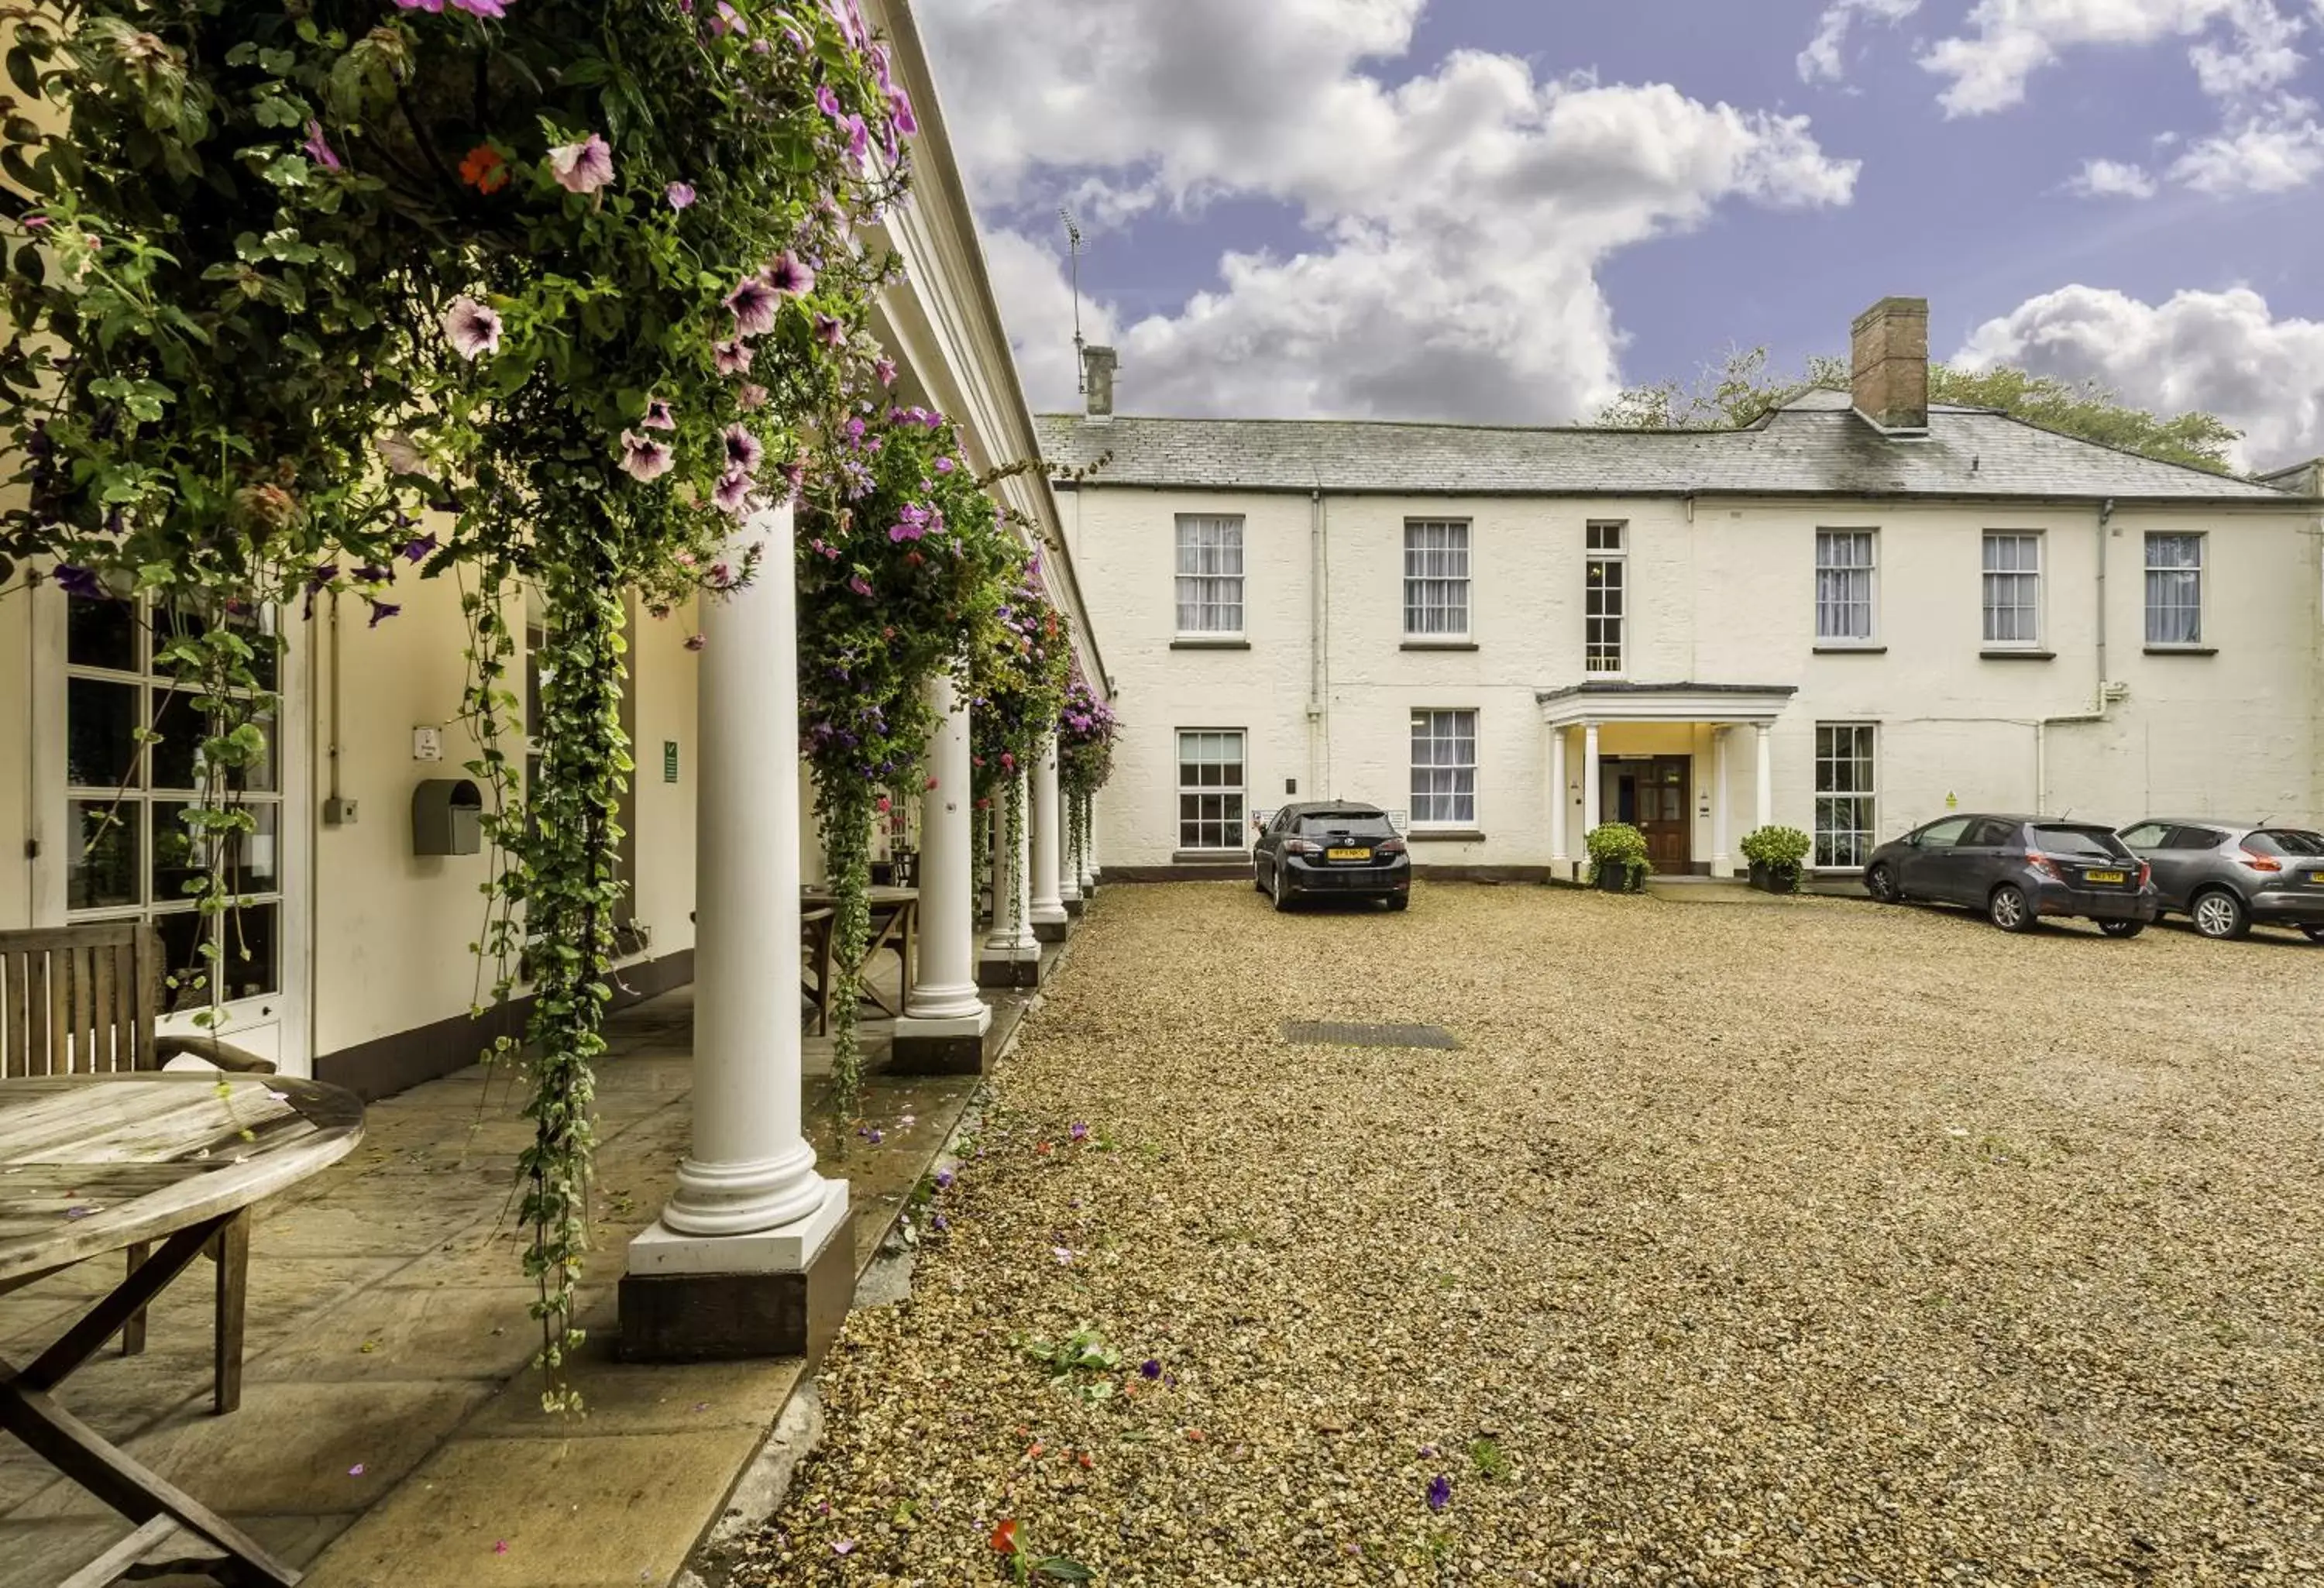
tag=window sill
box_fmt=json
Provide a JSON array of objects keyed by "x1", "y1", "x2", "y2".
[
  {"x1": 1979, "y1": 648, "x2": 2054, "y2": 661},
  {"x1": 1407, "y1": 827, "x2": 1486, "y2": 843},
  {"x1": 1172, "y1": 848, "x2": 1248, "y2": 864},
  {"x1": 2144, "y1": 644, "x2": 2216, "y2": 656},
  {"x1": 1170, "y1": 638, "x2": 1250, "y2": 651},
  {"x1": 1813, "y1": 643, "x2": 1887, "y2": 655},
  {"x1": 1400, "y1": 639, "x2": 1479, "y2": 651}
]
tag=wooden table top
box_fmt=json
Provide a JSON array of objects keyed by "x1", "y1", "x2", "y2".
[
  {"x1": 0, "y1": 1074, "x2": 363, "y2": 1285},
  {"x1": 800, "y1": 885, "x2": 919, "y2": 906}
]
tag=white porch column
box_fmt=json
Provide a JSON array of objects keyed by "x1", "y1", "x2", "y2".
[
  {"x1": 1083, "y1": 799, "x2": 1100, "y2": 890},
  {"x1": 1753, "y1": 722, "x2": 1772, "y2": 834},
  {"x1": 979, "y1": 773, "x2": 1040, "y2": 985},
  {"x1": 623, "y1": 502, "x2": 848, "y2": 1358},
  {"x1": 1028, "y1": 731, "x2": 1068, "y2": 942},
  {"x1": 1711, "y1": 727, "x2": 1732, "y2": 877},
  {"x1": 1059, "y1": 786, "x2": 1085, "y2": 916},
  {"x1": 1548, "y1": 726, "x2": 1569, "y2": 877},
  {"x1": 894, "y1": 668, "x2": 991, "y2": 1071},
  {"x1": 1582, "y1": 720, "x2": 1602, "y2": 836}
]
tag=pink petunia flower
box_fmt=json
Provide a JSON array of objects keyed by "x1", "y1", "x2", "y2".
[
  {"x1": 725, "y1": 276, "x2": 779, "y2": 337},
  {"x1": 723, "y1": 423, "x2": 765, "y2": 473},
  {"x1": 643, "y1": 397, "x2": 676, "y2": 431},
  {"x1": 766, "y1": 249, "x2": 816, "y2": 297},
  {"x1": 889, "y1": 88, "x2": 918, "y2": 136},
  {"x1": 874, "y1": 356, "x2": 897, "y2": 386},
  {"x1": 441, "y1": 296, "x2": 502, "y2": 360},
  {"x1": 713, "y1": 468, "x2": 755, "y2": 516},
  {"x1": 548, "y1": 132, "x2": 614, "y2": 194},
  {"x1": 813, "y1": 314, "x2": 847, "y2": 349},
  {"x1": 713, "y1": 0, "x2": 748, "y2": 36},
  {"x1": 737, "y1": 383, "x2": 768, "y2": 411},
  {"x1": 666, "y1": 181, "x2": 696, "y2": 210},
  {"x1": 619, "y1": 431, "x2": 674, "y2": 482},
  {"x1": 713, "y1": 339, "x2": 753, "y2": 376}
]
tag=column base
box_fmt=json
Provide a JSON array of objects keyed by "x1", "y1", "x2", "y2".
[
  {"x1": 617, "y1": 1191, "x2": 854, "y2": 1364},
  {"x1": 978, "y1": 948, "x2": 1041, "y2": 989},
  {"x1": 1062, "y1": 896, "x2": 1085, "y2": 919},
  {"x1": 891, "y1": 1006, "x2": 994, "y2": 1074},
  {"x1": 1032, "y1": 918, "x2": 1069, "y2": 944}
]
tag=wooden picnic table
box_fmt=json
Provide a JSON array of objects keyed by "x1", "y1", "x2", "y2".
[
  {"x1": 799, "y1": 885, "x2": 920, "y2": 1035},
  {"x1": 0, "y1": 1072, "x2": 363, "y2": 1587}
]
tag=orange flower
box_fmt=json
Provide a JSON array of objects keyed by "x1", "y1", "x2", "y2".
[
  {"x1": 990, "y1": 1518, "x2": 1019, "y2": 1555},
  {"x1": 459, "y1": 144, "x2": 510, "y2": 193}
]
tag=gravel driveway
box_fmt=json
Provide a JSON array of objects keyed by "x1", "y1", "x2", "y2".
[{"x1": 739, "y1": 882, "x2": 2324, "y2": 1586}]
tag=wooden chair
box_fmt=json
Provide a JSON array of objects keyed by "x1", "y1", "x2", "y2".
[{"x1": 0, "y1": 922, "x2": 273, "y2": 1396}]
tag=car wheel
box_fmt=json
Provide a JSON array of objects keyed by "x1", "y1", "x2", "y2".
[
  {"x1": 2099, "y1": 919, "x2": 2145, "y2": 938},
  {"x1": 1386, "y1": 895, "x2": 1410, "y2": 912},
  {"x1": 2302, "y1": 924, "x2": 2324, "y2": 944},
  {"x1": 1253, "y1": 864, "x2": 1267, "y2": 893},
  {"x1": 1866, "y1": 862, "x2": 1900, "y2": 903},
  {"x1": 1988, "y1": 884, "x2": 2037, "y2": 933},
  {"x1": 1272, "y1": 876, "x2": 1295, "y2": 913},
  {"x1": 2189, "y1": 888, "x2": 2250, "y2": 940}
]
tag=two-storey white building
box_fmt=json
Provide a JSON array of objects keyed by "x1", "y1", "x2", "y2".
[{"x1": 1043, "y1": 299, "x2": 2324, "y2": 882}]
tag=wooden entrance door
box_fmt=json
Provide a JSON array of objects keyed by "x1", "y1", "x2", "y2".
[{"x1": 1638, "y1": 756, "x2": 1691, "y2": 874}]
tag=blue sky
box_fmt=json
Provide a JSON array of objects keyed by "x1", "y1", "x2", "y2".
[{"x1": 918, "y1": 0, "x2": 2324, "y2": 468}]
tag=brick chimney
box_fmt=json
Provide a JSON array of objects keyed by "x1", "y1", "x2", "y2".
[
  {"x1": 1081, "y1": 344, "x2": 1117, "y2": 424},
  {"x1": 1849, "y1": 297, "x2": 1929, "y2": 434}
]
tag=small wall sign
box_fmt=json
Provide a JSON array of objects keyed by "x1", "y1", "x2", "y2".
[{"x1": 663, "y1": 741, "x2": 679, "y2": 783}]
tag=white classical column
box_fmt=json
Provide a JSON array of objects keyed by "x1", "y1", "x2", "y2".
[
  {"x1": 1754, "y1": 723, "x2": 1772, "y2": 834},
  {"x1": 1028, "y1": 731, "x2": 1068, "y2": 941},
  {"x1": 894, "y1": 669, "x2": 991, "y2": 1069},
  {"x1": 1082, "y1": 798, "x2": 1100, "y2": 890},
  {"x1": 1582, "y1": 721, "x2": 1602, "y2": 836},
  {"x1": 1548, "y1": 726, "x2": 1569, "y2": 877},
  {"x1": 1711, "y1": 727, "x2": 1732, "y2": 877},
  {"x1": 980, "y1": 773, "x2": 1040, "y2": 983},
  {"x1": 625, "y1": 504, "x2": 847, "y2": 1335},
  {"x1": 1058, "y1": 785, "x2": 1085, "y2": 917},
  {"x1": 798, "y1": 765, "x2": 827, "y2": 886}
]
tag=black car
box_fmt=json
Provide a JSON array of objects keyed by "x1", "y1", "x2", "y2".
[
  {"x1": 1253, "y1": 803, "x2": 1411, "y2": 910},
  {"x1": 1862, "y1": 813, "x2": 2157, "y2": 934},
  {"x1": 2116, "y1": 819, "x2": 2324, "y2": 941}
]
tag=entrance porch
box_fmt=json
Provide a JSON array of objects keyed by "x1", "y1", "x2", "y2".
[{"x1": 1538, "y1": 682, "x2": 1798, "y2": 882}]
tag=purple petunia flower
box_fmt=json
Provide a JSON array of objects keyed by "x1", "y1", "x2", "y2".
[
  {"x1": 548, "y1": 133, "x2": 614, "y2": 194},
  {"x1": 847, "y1": 573, "x2": 873, "y2": 597},
  {"x1": 619, "y1": 431, "x2": 674, "y2": 482},
  {"x1": 842, "y1": 114, "x2": 870, "y2": 166},
  {"x1": 352, "y1": 562, "x2": 394, "y2": 584},
  {"x1": 737, "y1": 383, "x2": 768, "y2": 411},
  {"x1": 724, "y1": 423, "x2": 765, "y2": 473},
  {"x1": 442, "y1": 296, "x2": 502, "y2": 361},
  {"x1": 813, "y1": 314, "x2": 847, "y2": 349},
  {"x1": 643, "y1": 397, "x2": 676, "y2": 431},
  {"x1": 303, "y1": 121, "x2": 342, "y2": 171},
  {"x1": 713, "y1": 0, "x2": 748, "y2": 35},
  {"x1": 451, "y1": 0, "x2": 508, "y2": 14},
  {"x1": 712, "y1": 468, "x2": 755, "y2": 516},
  {"x1": 1140, "y1": 1359, "x2": 1161, "y2": 1380},
  {"x1": 1426, "y1": 1475, "x2": 1452, "y2": 1513},
  {"x1": 934, "y1": 1169, "x2": 954, "y2": 1190},
  {"x1": 889, "y1": 88, "x2": 918, "y2": 136},
  {"x1": 53, "y1": 564, "x2": 105, "y2": 600},
  {"x1": 1069, "y1": 1122, "x2": 1088, "y2": 1142},
  {"x1": 815, "y1": 84, "x2": 844, "y2": 120},
  {"x1": 930, "y1": 1211, "x2": 948, "y2": 1232},
  {"x1": 713, "y1": 339, "x2": 752, "y2": 376},
  {"x1": 400, "y1": 532, "x2": 438, "y2": 565},
  {"x1": 725, "y1": 276, "x2": 779, "y2": 338},
  {"x1": 766, "y1": 250, "x2": 816, "y2": 297},
  {"x1": 367, "y1": 601, "x2": 402, "y2": 627},
  {"x1": 665, "y1": 181, "x2": 696, "y2": 210},
  {"x1": 934, "y1": 455, "x2": 954, "y2": 475},
  {"x1": 874, "y1": 356, "x2": 897, "y2": 386}
]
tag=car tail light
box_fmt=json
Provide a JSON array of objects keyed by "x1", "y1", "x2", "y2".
[
  {"x1": 2137, "y1": 861, "x2": 2151, "y2": 889},
  {"x1": 1283, "y1": 838, "x2": 1321, "y2": 856},
  {"x1": 2236, "y1": 848, "x2": 2284, "y2": 873},
  {"x1": 2026, "y1": 852, "x2": 2063, "y2": 881},
  {"x1": 1377, "y1": 837, "x2": 1407, "y2": 855}
]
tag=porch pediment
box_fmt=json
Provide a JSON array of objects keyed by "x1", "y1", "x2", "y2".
[{"x1": 1535, "y1": 682, "x2": 1797, "y2": 727}]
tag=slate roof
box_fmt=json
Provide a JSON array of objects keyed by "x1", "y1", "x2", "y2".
[{"x1": 1037, "y1": 390, "x2": 2314, "y2": 504}]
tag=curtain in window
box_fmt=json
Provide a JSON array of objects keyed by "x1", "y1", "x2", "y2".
[{"x1": 2145, "y1": 534, "x2": 2202, "y2": 644}]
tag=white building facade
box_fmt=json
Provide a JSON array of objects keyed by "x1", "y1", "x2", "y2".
[{"x1": 1047, "y1": 301, "x2": 2324, "y2": 882}]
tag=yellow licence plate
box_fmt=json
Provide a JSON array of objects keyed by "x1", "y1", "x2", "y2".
[
  {"x1": 1326, "y1": 847, "x2": 1372, "y2": 862},
  {"x1": 2084, "y1": 870, "x2": 2126, "y2": 884}
]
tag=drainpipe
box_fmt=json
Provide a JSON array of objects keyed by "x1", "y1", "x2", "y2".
[
  {"x1": 2033, "y1": 497, "x2": 2119, "y2": 813},
  {"x1": 1308, "y1": 486, "x2": 1325, "y2": 797}
]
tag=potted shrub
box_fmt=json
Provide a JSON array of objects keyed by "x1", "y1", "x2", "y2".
[
  {"x1": 1585, "y1": 822, "x2": 1651, "y2": 894},
  {"x1": 1740, "y1": 825, "x2": 1813, "y2": 893}
]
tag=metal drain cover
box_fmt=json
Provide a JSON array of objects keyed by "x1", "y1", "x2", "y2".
[{"x1": 1282, "y1": 1021, "x2": 1461, "y2": 1050}]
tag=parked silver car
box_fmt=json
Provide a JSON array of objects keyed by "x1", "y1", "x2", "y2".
[{"x1": 2116, "y1": 819, "x2": 2324, "y2": 941}]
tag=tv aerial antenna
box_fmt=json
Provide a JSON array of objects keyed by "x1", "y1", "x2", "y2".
[{"x1": 1061, "y1": 205, "x2": 1086, "y2": 393}]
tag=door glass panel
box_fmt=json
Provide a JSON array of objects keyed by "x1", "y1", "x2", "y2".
[
  {"x1": 155, "y1": 909, "x2": 209, "y2": 1012},
  {"x1": 66, "y1": 679, "x2": 139, "y2": 789},
  {"x1": 219, "y1": 902, "x2": 279, "y2": 1002},
  {"x1": 67, "y1": 801, "x2": 140, "y2": 909},
  {"x1": 149, "y1": 689, "x2": 203, "y2": 792},
  {"x1": 67, "y1": 595, "x2": 136, "y2": 671},
  {"x1": 150, "y1": 801, "x2": 204, "y2": 905},
  {"x1": 1661, "y1": 786, "x2": 1681, "y2": 821}
]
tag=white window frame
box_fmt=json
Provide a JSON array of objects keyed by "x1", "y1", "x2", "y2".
[
  {"x1": 1174, "y1": 514, "x2": 1245, "y2": 638},
  {"x1": 1402, "y1": 519, "x2": 1471, "y2": 639},
  {"x1": 1981, "y1": 531, "x2": 2044, "y2": 648},
  {"x1": 1174, "y1": 728, "x2": 1246, "y2": 852},
  {"x1": 1814, "y1": 528, "x2": 1878, "y2": 644},
  {"x1": 2144, "y1": 531, "x2": 2205, "y2": 647},
  {"x1": 1409, "y1": 708, "x2": 1478, "y2": 829},
  {"x1": 1813, "y1": 723, "x2": 1877, "y2": 869},
  {"x1": 1584, "y1": 521, "x2": 1626, "y2": 675}
]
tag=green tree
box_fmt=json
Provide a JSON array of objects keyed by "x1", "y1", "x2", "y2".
[{"x1": 1596, "y1": 345, "x2": 2242, "y2": 474}]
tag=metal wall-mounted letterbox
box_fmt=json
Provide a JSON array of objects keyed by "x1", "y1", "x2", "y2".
[{"x1": 411, "y1": 778, "x2": 483, "y2": 856}]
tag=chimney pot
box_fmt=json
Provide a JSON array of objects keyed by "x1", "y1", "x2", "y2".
[
  {"x1": 1850, "y1": 297, "x2": 1929, "y2": 434},
  {"x1": 1081, "y1": 344, "x2": 1117, "y2": 423}
]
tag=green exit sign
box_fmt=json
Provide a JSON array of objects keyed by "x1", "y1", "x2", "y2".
[{"x1": 662, "y1": 741, "x2": 679, "y2": 783}]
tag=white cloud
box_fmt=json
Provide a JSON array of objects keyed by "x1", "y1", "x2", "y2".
[
  {"x1": 1920, "y1": 0, "x2": 2250, "y2": 117},
  {"x1": 920, "y1": 0, "x2": 1858, "y2": 420},
  {"x1": 1958, "y1": 284, "x2": 2324, "y2": 467},
  {"x1": 2065, "y1": 156, "x2": 2162, "y2": 195},
  {"x1": 2167, "y1": 96, "x2": 2324, "y2": 188},
  {"x1": 1798, "y1": 0, "x2": 1922, "y2": 84}
]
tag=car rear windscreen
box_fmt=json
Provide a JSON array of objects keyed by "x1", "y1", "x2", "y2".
[
  {"x1": 2031, "y1": 825, "x2": 2128, "y2": 860},
  {"x1": 1298, "y1": 812, "x2": 1394, "y2": 838},
  {"x1": 2246, "y1": 829, "x2": 2324, "y2": 857}
]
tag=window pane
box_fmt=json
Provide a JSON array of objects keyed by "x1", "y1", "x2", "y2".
[
  {"x1": 150, "y1": 689, "x2": 202, "y2": 792},
  {"x1": 67, "y1": 678, "x2": 140, "y2": 790},
  {"x1": 155, "y1": 908, "x2": 210, "y2": 1013},
  {"x1": 67, "y1": 593, "x2": 136, "y2": 671},
  {"x1": 218, "y1": 902, "x2": 279, "y2": 1002},
  {"x1": 150, "y1": 801, "x2": 203, "y2": 905},
  {"x1": 68, "y1": 800, "x2": 140, "y2": 910}
]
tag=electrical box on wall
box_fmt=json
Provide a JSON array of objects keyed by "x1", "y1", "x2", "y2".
[{"x1": 412, "y1": 779, "x2": 483, "y2": 856}]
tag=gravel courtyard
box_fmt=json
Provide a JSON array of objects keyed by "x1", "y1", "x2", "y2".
[{"x1": 742, "y1": 882, "x2": 2324, "y2": 1586}]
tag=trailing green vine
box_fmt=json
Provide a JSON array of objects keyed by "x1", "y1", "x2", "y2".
[{"x1": 1057, "y1": 674, "x2": 1116, "y2": 892}]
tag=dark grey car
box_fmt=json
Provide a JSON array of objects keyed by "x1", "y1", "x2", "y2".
[
  {"x1": 2116, "y1": 820, "x2": 2324, "y2": 941},
  {"x1": 1252, "y1": 802, "x2": 1411, "y2": 911},
  {"x1": 1863, "y1": 814, "x2": 2158, "y2": 935}
]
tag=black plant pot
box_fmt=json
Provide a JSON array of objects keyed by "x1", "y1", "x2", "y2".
[
  {"x1": 1747, "y1": 861, "x2": 1800, "y2": 894},
  {"x1": 1595, "y1": 864, "x2": 1641, "y2": 894}
]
